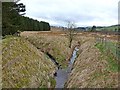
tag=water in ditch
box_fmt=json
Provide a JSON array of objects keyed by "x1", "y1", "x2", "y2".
[{"x1": 47, "y1": 46, "x2": 79, "y2": 88}]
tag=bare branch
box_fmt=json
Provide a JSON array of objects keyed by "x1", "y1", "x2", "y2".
[{"x1": 65, "y1": 21, "x2": 77, "y2": 48}]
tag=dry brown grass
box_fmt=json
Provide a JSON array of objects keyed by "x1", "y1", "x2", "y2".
[
  {"x1": 2, "y1": 37, "x2": 56, "y2": 88},
  {"x1": 21, "y1": 33, "x2": 72, "y2": 68},
  {"x1": 20, "y1": 31, "x2": 118, "y2": 88},
  {"x1": 65, "y1": 36, "x2": 118, "y2": 88}
]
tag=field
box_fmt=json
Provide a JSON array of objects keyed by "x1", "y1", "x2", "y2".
[
  {"x1": 2, "y1": 30, "x2": 119, "y2": 88},
  {"x1": 2, "y1": 0, "x2": 119, "y2": 88},
  {"x1": 20, "y1": 31, "x2": 119, "y2": 88}
]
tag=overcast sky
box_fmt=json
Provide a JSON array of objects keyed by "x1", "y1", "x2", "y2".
[{"x1": 20, "y1": 0, "x2": 119, "y2": 27}]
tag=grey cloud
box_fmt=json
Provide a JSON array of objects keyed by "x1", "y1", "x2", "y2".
[{"x1": 20, "y1": 0, "x2": 119, "y2": 26}]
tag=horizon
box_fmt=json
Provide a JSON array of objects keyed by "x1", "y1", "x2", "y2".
[{"x1": 50, "y1": 23, "x2": 119, "y2": 27}]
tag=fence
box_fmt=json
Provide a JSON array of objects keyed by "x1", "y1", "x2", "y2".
[
  {"x1": 94, "y1": 32, "x2": 120, "y2": 71},
  {"x1": 94, "y1": 33, "x2": 120, "y2": 61}
]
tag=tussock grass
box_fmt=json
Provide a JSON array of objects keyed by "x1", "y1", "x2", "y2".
[
  {"x1": 95, "y1": 43, "x2": 118, "y2": 72},
  {"x1": 66, "y1": 36, "x2": 118, "y2": 88},
  {"x1": 2, "y1": 36, "x2": 56, "y2": 88},
  {"x1": 20, "y1": 32, "x2": 118, "y2": 88},
  {"x1": 23, "y1": 35, "x2": 71, "y2": 68}
]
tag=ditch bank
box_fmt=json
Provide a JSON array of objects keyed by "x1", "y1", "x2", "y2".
[{"x1": 2, "y1": 37, "x2": 56, "y2": 88}]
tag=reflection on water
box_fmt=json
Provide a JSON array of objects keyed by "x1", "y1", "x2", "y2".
[{"x1": 55, "y1": 47, "x2": 79, "y2": 88}]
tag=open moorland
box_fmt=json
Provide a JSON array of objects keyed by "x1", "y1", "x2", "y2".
[
  {"x1": 2, "y1": 0, "x2": 119, "y2": 88},
  {"x1": 18, "y1": 31, "x2": 119, "y2": 88}
]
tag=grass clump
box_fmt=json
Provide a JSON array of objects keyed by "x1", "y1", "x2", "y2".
[
  {"x1": 2, "y1": 36, "x2": 56, "y2": 88},
  {"x1": 95, "y1": 43, "x2": 118, "y2": 72},
  {"x1": 23, "y1": 35, "x2": 71, "y2": 68}
]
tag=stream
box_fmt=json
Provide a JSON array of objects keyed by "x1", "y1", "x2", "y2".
[{"x1": 46, "y1": 46, "x2": 79, "y2": 88}]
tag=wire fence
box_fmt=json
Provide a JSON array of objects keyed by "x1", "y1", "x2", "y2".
[{"x1": 94, "y1": 33, "x2": 120, "y2": 61}]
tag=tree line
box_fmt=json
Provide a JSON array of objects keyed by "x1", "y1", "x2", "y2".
[
  {"x1": 2, "y1": 1, "x2": 50, "y2": 36},
  {"x1": 20, "y1": 16, "x2": 50, "y2": 31}
]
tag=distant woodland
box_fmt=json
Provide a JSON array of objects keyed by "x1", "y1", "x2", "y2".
[{"x1": 2, "y1": 2, "x2": 50, "y2": 36}]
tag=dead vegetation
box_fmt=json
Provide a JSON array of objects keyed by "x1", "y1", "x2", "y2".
[
  {"x1": 65, "y1": 36, "x2": 118, "y2": 88},
  {"x1": 5, "y1": 31, "x2": 118, "y2": 88},
  {"x1": 21, "y1": 33, "x2": 72, "y2": 68},
  {"x1": 2, "y1": 36, "x2": 56, "y2": 88}
]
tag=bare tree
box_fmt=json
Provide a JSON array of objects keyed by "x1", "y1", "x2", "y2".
[{"x1": 65, "y1": 21, "x2": 77, "y2": 48}]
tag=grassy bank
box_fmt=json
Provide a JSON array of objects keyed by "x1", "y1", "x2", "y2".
[
  {"x1": 22, "y1": 34, "x2": 71, "y2": 68},
  {"x1": 95, "y1": 42, "x2": 118, "y2": 72},
  {"x1": 2, "y1": 36, "x2": 56, "y2": 88},
  {"x1": 65, "y1": 36, "x2": 118, "y2": 88}
]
